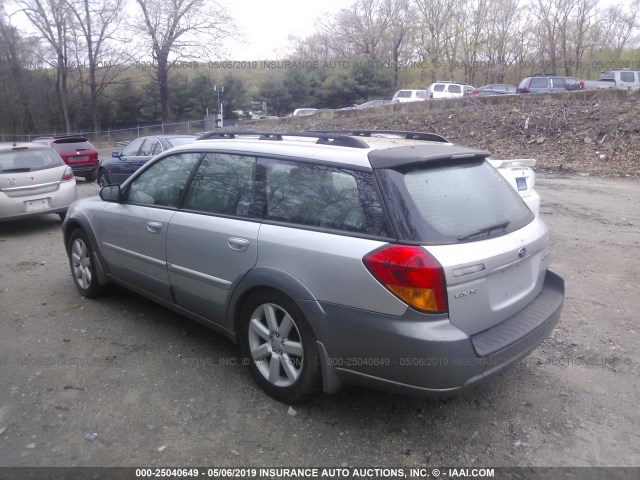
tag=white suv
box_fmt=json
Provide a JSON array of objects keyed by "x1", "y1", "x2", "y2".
[
  {"x1": 63, "y1": 130, "x2": 563, "y2": 403},
  {"x1": 427, "y1": 82, "x2": 474, "y2": 99},
  {"x1": 392, "y1": 89, "x2": 428, "y2": 103}
]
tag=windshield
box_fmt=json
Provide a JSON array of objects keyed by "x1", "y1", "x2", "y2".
[{"x1": 376, "y1": 160, "x2": 534, "y2": 244}]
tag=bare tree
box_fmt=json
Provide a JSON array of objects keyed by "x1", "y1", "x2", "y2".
[
  {"x1": 414, "y1": 0, "x2": 459, "y2": 79},
  {"x1": 63, "y1": 0, "x2": 125, "y2": 132},
  {"x1": 132, "y1": 0, "x2": 234, "y2": 122},
  {"x1": 599, "y1": 0, "x2": 639, "y2": 54},
  {"x1": 18, "y1": 0, "x2": 73, "y2": 131}
]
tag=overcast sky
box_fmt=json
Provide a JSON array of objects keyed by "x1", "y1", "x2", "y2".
[{"x1": 220, "y1": 0, "x2": 354, "y2": 59}]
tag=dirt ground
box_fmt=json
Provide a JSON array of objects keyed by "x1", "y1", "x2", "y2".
[{"x1": 0, "y1": 171, "x2": 638, "y2": 471}]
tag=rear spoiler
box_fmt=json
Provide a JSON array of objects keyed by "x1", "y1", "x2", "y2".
[{"x1": 489, "y1": 158, "x2": 536, "y2": 168}]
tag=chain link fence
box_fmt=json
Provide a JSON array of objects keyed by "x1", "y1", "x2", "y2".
[{"x1": 0, "y1": 117, "x2": 227, "y2": 146}]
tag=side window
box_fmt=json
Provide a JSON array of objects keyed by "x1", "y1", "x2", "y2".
[
  {"x1": 121, "y1": 138, "x2": 144, "y2": 156},
  {"x1": 126, "y1": 153, "x2": 199, "y2": 207},
  {"x1": 183, "y1": 153, "x2": 255, "y2": 216},
  {"x1": 620, "y1": 71, "x2": 634, "y2": 83},
  {"x1": 261, "y1": 159, "x2": 391, "y2": 237},
  {"x1": 448, "y1": 84, "x2": 461, "y2": 93},
  {"x1": 434, "y1": 84, "x2": 445, "y2": 92},
  {"x1": 139, "y1": 139, "x2": 160, "y2": 156},
  {"x1": 529, "y1": 78, "x2": 547, "y2": 88}
]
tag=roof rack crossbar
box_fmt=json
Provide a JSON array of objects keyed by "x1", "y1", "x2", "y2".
[
  {"x1": 195, "y1": 130, "x2": 370, "y2": 148},
  {"x1": 309, "y1": 130, "x2": 449, "y2": 143}
]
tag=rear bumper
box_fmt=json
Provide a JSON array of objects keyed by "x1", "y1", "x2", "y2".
[
  {"x1": 313, "y1": 269, "x2": 564, "y2": 396},
  {"x1": 0, "y1": 180, "x2": 77, "y2": 221},
  {"x1": 69, "y1": 164, "x2": 98, "y2": 177}
]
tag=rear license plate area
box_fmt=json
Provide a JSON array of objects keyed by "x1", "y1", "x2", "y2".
[{"x1": 25, "y1": 198, "x2": 50, "y2": 212}]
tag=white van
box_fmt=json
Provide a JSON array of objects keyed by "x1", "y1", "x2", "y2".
[
  {"x1": 392, "y1": 89, "x2": 427, "y2": 103},
  {"x1": 427, "y1": 82, "x2": 474, "y2": 99}
]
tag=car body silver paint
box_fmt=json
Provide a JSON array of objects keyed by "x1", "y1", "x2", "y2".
[{"x1": 256, "y1": 223, "x2": 408, "y2": 316}]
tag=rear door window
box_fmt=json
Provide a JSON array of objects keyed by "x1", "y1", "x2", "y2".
[
  {"x1": 448, "y1": 84, "x2": 461, "y2": 93},
  {"x1": 183, "y1": 153, "x2": 255, "y2": 217},
  {"x1": 376, "y1": 160, "x2": 534, "y2": 244}
]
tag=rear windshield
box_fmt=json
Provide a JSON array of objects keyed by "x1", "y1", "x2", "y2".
[
  {"x1": 52, "y1": 139, "x2": 94, "y2": 153},
  {"x1": 0, "y1": 148, "x2": 65, "y2": 173},
  {"x1": 376, "y1": 160, "x2": 534, "y2": 244}
]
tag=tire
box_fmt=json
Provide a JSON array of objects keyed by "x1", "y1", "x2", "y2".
[
  {"x1": 85, "y1": 171, "x2": 97, "y2": 182},
  {"x1": 96, "y1": 169, "x2": 110, "y2": 187},
  {"x1": 67, "y1": 229, "x2": 106, "y2": 298},
  {"x1": 239, "y1": 290, "x2": 321, "y2": 403},
  {"x1": 58, "y1": 210, "x2": 67, "y2": 221}
]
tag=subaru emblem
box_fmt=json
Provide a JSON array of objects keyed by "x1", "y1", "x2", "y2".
[{"x1": 518, "y1": 247, "x2": 527, "y2": 258}]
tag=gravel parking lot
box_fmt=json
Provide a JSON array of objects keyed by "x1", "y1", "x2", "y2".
[{"x1": 0, "y1": 174, "x2": 638, "y2": 469}]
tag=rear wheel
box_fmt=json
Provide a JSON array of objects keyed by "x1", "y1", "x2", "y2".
[
  {"x1": 96, "y1": 169, "x2": 110, "y2": 187},
  {"x1": 85, "y1": 171, "x2": 97, "y2": 182},
  {"x1": 239, "y1": 290, "x2": 321, "y2": 403},
  {"x1": 68, "y1": 229, "x2": 105, "y2": 298}
]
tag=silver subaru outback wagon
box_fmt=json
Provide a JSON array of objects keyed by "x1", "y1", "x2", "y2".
[{"x1": 62, "y1": 130, "x2": 564, "y2": 403}]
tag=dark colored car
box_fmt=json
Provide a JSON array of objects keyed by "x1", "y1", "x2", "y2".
[
  {"x1": 516, "y1": 75, "x2": 582, "y2": 94},
  {"x1": 97, "y1": 135, "x2": 196, "y2": 186},
  {"x1": 470, "y1": 84, "x2": 518, "y2": 95},
  {"x1": 33, "y1": 136, "x2": 99, "y2": 181}
]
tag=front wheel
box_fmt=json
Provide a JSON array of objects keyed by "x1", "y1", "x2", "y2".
[
  {"x1": 239, "y1": 290, "x2": 321, "y2": 403},
  {"x1": 96, "y1": 169, "x2": 110, "y2": 187},
  {"x1": 68, "y1": 229, "x2": 106, "y2": 298}
]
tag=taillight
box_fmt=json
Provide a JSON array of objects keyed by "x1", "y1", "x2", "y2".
[
  {"x1": 471, "y1": 90, "x2": 480, "y2": 94},
  {"x1": 363, "y1": 245, "x2": 448, "y2": 313},
  {"x1": 579, "y1": 81, "x2": 585, "y2": 90},
  {"x1": 61, "y1": 166, "x2": 74, "y2": 182}
]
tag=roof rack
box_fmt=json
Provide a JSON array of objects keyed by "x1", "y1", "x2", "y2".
[
  {"x1": 195, "y1": 130, "x2": 370, "y2": 148},
  {"x1": 310, "y1": 130, "x2": 449, "y2": 143}
]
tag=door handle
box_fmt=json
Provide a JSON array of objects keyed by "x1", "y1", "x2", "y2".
[
  {"x1": 147, "y1": 221, "x2": 162, "y2": 234},
  {"x1": 228, "y1": 237, "x2": 250, "y2": 252}
]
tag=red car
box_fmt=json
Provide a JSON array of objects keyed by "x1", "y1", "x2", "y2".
[{"x1": 33, "y1": 136, "x2": 99, "y2": 181}]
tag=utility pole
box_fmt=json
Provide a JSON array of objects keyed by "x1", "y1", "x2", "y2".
[{"x1": 214, "y1": 85, "x2": 224, "y2": 128}]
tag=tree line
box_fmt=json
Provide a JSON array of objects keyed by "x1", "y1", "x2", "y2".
[{"x1": 1, "y1": 0, "x2": 638, "y2": 136}]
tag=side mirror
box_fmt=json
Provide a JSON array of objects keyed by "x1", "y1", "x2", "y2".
[
  {"x1": 112, "y1": 151, "x2": 121, "y2": 158},
  {"x1": 100, "y1": 184, "x2": 121, "y2": 202}
]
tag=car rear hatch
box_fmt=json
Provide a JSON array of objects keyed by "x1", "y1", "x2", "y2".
[
  {"x1": 53, "y1": 138, "x2": 97, "y2": 164},
  {"x1": 0, "y1": 148, "x2": 67, "y2": 197},
  {"x1": 371, "y1": 144, "x2": 548, "y2": 336}
]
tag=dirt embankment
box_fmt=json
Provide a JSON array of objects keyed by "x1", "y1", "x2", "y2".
[{"x1": 253, "y1": 89, "x2": 640, "y2": 177}]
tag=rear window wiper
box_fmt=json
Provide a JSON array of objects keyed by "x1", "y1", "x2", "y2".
[{"x1": 457, "y1": 220, "x2": 511, "y2": 241}]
